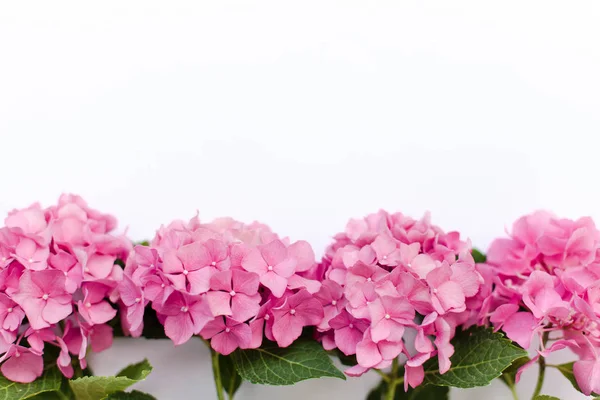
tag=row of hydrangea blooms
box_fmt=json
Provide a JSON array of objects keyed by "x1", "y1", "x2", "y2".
[{"x1": 1, "y1": 195, "x2": 598, "y2": 396}]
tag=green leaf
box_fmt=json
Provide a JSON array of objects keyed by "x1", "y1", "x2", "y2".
[
  {"x1": 471, "y1": 248, "x2": 487, "y2": 263},
  {"x1": 68, "y1": 360, "x2": 152, "y2": 400},
  {"x1": 533, "y1": 396, "x2": 560, "y2": 400},
  {"x1": 500, "y1": 356, "x2": 530, "y2": 387},
  {"x1": 396, "y1": 385, "x2": 449, "y2": 400},
  {"x1": 553, "y1": 362, "x2": 581, "y2": 393},
  {"x1": 218, "y1": 354, "x2": 242, "y2": 398},
  {"x1": 365, "y1": 379, "x2": 449, "y2": 400},
  {"x1": 0, "y1": 366, "x2": 63, "y2": 400},
  {"x1": 329, "y1": 349, "x2": 357, "y2": 367},
  {"x1": 231, "y1": 340, "x2": 345, "y2": 385},
  {"x1": 105, "y1": 391, "x2": 157, "y2": 400},
  {"x1": 422, "y1": 326, "x2": 527, "y2": 388}
]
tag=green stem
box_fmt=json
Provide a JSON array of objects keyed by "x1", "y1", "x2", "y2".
[
  {"x1": 509, "y1": 383, "x2": 520, "y2": 400},
  {"x1": 385, "y1": 359, "x2": 399, "y2": 400},
  {"x1": 211, "y1": 348, "x2": 226, "y2": 400},
  {"x1": 531, "y1": 332, "x2": 549, "y2": 399}
]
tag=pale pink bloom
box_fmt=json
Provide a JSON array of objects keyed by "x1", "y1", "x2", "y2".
[
  {"x1": 205, "y1": 269, "x2": 261, "y2": 322},
  {"x1": 156, "y1": 292, "x2": 213, "y2": 345},
  {"x1": 12, "y1": 270, "x2": 72, "y2": 329},
  {"x1": 4, "y1": 204, "x2": 49, "y2": 244},
  {"x1": 242, "y1": 239, "x2": 297, "y2": 298},
  {"x1": 82, "y1": 253, "x2": 117, "y2": 281},
  {"x1": 271, "y1": 289, "x2": 324, "y2": 347},
  {"x1": 0, "y1": 345, "x2": 43, "y2": 383},
  {"x1": 12, "y1": 238, "x2": 49, "y2": 271},
  {"x1": 201, "y1": 317, "x2": 252, "y2": 355},
  {"x1": 521, "y1": 271, "x2": 570, "y2": 319}
]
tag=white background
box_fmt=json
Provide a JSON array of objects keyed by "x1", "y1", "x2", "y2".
[{"x1": 1, "y1": 1, "x2": 599, "y2": 399}]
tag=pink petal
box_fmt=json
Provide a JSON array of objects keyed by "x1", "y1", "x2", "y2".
[
  {"x1": 1, "y1": 350, "x2": 43, "y2": 383},
  {"x1": 356, "y1": 337, "x2": 382, "y2": 368},
  {"x1": 334, "y1": 326, "x2": 364, "y2": 356},
  {"x1": 259, "y1": 240, "x2": 287, "y2": 266},
  {"x1": 231, "y1": 293, "x2": 261, "y2": 322},
  {"x1": 164, "y1": 313, "x2": 194, "y2": 345},
  {"x1": 232, "y1": 270, "x2": 260, "y2": 295},
  {"x1": 187, "y1": 267, "x2": 215, "y2": 295},
  {"x1": 435, "y1": 281, "x2": 466, "y2": 311},
  {"x1": 205, "y1": 291, "x2": 233, "y2": 317},
  {"x1": 503, "y1": 312, "x2": 537, "y2": 349},
  {"x1": 272, "y1": 314, "x2": 303, "y2": 347},
  {"x1": 260, "y1": 272, "x2": 288, "y2": 298},
  {"x1": 42, "y1": 299, "x2": 73, "y2": 325},
  {"x1": 287, "y1": 240, "x2": 316, "y2": 272},
  {"x1": 573, "y1": 359, "x2": 600, "y2": 396}
]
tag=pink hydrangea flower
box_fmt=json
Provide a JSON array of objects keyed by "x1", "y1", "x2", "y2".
[
  {"x1": 312, "y1": 210, "x2": 485, "y2": 389},
  {"x1": 0, "y1": 195, "x2": 131, "y2": 383},
  {"x1": 120, "y1": 214, "x2": 324, "y2": 355},
  {"x1": 485, "y1": 211, "x2": 600, "y2": 395}
]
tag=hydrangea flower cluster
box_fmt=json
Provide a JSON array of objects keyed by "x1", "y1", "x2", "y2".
[
  {"x1": 0, "y1": 195, "x2": 131, "y2": 383},
  {"x1": 486, "y1": 211, "x2": 600, "y2": 395},
  {"x1": 313, "y1": 210, "x2": 486, "y2": 389},
  {"x1": 119, "y1": 215, "x2": 324, "y2": 355}
]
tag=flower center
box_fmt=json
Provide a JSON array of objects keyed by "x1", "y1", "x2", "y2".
[
  {"x1": 229, "y1": 291, "x2": 236, "y2": 297},
  {"x1": 432, "y1": 288, "x2": 438, "y2": 294},
  {"x1": 385, "y1": 314, "x2": 391, "y2": 320},
  {"x1": 15, "y1": 351, "x2": 20, "y2": 358},
  {"x1": 211, "y1": 261, "x2": 217, "y2": 266},
  {"x1": 264, "y1": 314, "x2": 270, "y2": 320},
  {"x1": 181, "y1": 306, "x2": 189, "y2": 312},
  {"x1": 290, "y1": 309, "x2": 296, "y2": 315},
  {"x1": 331, "y1": 300, "x2": 337, "y2": 306},
  {"x1": 85, "y1": 302, "x2": 92, "y2": 308},
  {"x1": 1, "y1": 257, "x2": 6, "y2": 262},
  {"x1": 63, "y1": 271, "x2": 68, "y2": 276},
  {"x1": 367, "y1": 277, "x2": 372, "y2": 282},
  {"x1": 42, "y1": 294, "x2": 49, "y2": 300},
  {"x1": 182, "y1": 269, "x2": 189, "y2": 275},
  {"x1": 161, "y1": 283, "x2": 165, "y2": 288},
  {"x1": 382, "y1": 255, "x2": 388, "y2": 260},
  {"x1": 7, "y1": 307, "x2": 13, "y2": 313},
  {"x1": 267, "y1": 265, "x2": 274, "y2": 271},
  {"x1": 348, "y1": 323, "x2": 354, "y2": 329},
  {"x1": 225, "y1": 328, "x2": 231, "y2": 333},
  {"x1": 28, "y1": 258, "x2": 34, "y2": 263},
  {"x1": 407, "y1": 263, "x2": 412, "y2": 268},
  {"x1": 149, "y1": 264, "x2": 154, "y2": 268},
  {"x1": 135, "y1": 298, "x2": 141, "y2": 303}
]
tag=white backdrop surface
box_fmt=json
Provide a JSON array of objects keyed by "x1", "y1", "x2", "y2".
[{"x1": 1, "y1": 1, "x2": 599, "y2": 399}]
